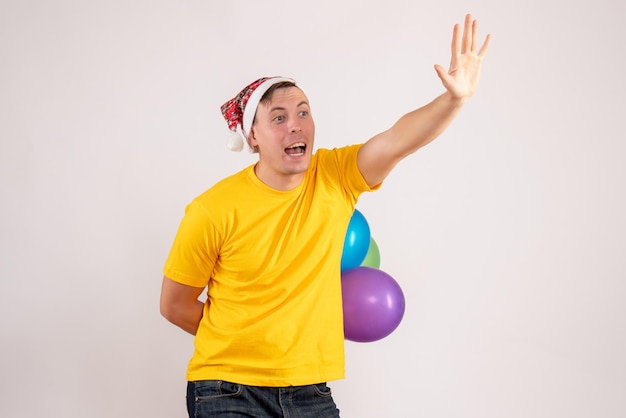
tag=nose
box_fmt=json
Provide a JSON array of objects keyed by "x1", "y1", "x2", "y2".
[{"x1": 289, "y1": 118, "x2": 302, "y2": 133}]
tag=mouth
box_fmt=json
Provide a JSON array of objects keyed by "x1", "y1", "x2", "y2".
[{"x1": 284, "y1": 142, "x2": 306, "y2": 157}]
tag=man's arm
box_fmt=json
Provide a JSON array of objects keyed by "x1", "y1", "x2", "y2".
[
  {"x1": 160, "y1": 276, "x2": 205, "y2": 335},
  {"x1": 357, "y1": 14, "x2": 491, "y2": 187}
]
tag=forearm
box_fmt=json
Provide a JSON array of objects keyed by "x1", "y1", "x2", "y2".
[
  {"x1": 163, "y1": 299, "x2": 205, "y2": 335},
  {"x1": 389, "y1": 91, "x2": 466, "y2": 158},
  {"x1": 357, "y1": 91, "x2": 469, "y2": 187},
  {"x1": 160, "y1": 276, "x2": 206, "y2": 335}
]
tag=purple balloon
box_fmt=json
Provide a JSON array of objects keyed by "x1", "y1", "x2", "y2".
[{"x1": 341, "y1": 266, "x2": 405, "y2": 342}]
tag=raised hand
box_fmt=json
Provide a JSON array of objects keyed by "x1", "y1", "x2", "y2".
[{"x1": 434, "y1": 14, "x2": 491, "y2": 100}]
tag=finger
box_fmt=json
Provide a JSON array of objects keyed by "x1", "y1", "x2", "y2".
[
  {"x1": 462, "y1": 14, "x2": 472, "y2": 53},
  {"x1": 477, "y1": 33, "x2": 492, "y2": 58},
  {"x1": 471, "y1": 19, "x2": 478, "y2": 53},
  {"x1": 434, "y1": 64, "x2": 451, "y2": 85},
  {"x1": 451, "y1": 23, "x2": 461, "y2": 57}
]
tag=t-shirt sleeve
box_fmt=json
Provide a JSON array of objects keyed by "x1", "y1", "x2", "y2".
[
  {"x1": 163, "y1": 200, "x2": 220, "y2": 288},
  {"x1": 331, "y1": 144, "x2": 382, "y2": 203}
]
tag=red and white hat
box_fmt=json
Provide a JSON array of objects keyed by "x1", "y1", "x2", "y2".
[{"x1": 220, "y1": 76, "x2": 296, "y2": 152}]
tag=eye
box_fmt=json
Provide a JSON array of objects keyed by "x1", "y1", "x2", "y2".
[
  {"x1": 299, "y1": 110, "x2": 309, "y2": 117},
  {"x1": 273, "y1": 115, "x2": 285, "y2": 122}
]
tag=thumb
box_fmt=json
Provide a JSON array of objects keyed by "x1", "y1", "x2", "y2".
[
  {"x1": 434, "y1": 64, "x2": 456, "y2": 92},
  {"x1": 434, "y1": 64, "x2": 449, "y2": 83}
]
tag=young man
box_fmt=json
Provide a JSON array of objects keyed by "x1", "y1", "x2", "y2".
[{"x1": 161, "y1": 14, "x2": 490, "y2": 418}]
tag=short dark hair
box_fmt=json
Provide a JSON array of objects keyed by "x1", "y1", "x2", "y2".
[{"x1": 258, "y1": 81, "x2": 298, "y2": 106}]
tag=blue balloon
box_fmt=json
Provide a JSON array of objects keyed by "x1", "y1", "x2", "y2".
[{"x1": 341, "y1": 209, "x2": 371, "y2": 271}]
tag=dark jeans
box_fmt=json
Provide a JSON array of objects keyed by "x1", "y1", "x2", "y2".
[{"x1": 187, "y1": 380, "x2": 341, "y2": 417}]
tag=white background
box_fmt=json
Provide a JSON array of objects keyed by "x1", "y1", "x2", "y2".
[{"x1": 2, "y1": 1, "x2": 625, "y2": 417}]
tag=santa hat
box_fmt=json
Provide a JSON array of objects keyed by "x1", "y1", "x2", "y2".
[{"x1": 220, "y1": 76, "x2": 296, "y2": 152}]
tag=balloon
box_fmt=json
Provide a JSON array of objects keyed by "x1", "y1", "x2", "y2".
[
  {"x1": 341, "y1": 209, "x2": 370, "y2": 271},
  {"x1": 341, "y1": 267, "x2": 405, "y2": 342},
  {"x1": 360, "y1": 237, "x2": 380, "y2": 268}
]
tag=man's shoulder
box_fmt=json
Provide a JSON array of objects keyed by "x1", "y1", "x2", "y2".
[
  {"x1": 192, "y1": 165, "x2": 252, "y2": 204},
  {"x1": 313, "y1": 144, "x2": 362, "y2": 164}
]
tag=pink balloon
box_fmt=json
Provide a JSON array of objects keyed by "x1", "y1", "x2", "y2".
[{"x1": 341, "y1": 267, "x2": 405, "y2": 342}]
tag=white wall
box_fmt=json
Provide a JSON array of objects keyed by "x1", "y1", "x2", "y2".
[{"x1": 2, "y1": 1, "x2": 625, "y2": 417}]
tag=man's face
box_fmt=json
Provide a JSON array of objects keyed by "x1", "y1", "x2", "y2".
[{"x1": 249, "y1": 87, "x2": 315, "y2": 189}]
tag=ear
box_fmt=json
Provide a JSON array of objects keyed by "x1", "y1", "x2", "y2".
[{"x1": 248, "y1": 128, "x2": 258, "y2": 146}]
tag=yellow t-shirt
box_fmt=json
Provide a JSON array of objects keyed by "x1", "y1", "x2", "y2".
[{"x1": 164, "y1": 144, "x2": 379, "y2": 386}]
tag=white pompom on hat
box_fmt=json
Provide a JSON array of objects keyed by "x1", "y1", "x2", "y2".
[{"x1": 220, "y1": 76, "x2": 296, "y2": 152}]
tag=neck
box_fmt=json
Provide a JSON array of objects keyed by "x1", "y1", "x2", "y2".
[{"x1": 253, "y1": 164, "x2": 305, "y2": 191}]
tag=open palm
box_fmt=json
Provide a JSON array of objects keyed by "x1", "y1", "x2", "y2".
[{"x1": 435, "y1": 14, "x2": 492, "y2": 99}]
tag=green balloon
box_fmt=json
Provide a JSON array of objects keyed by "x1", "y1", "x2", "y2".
[{"x1": 360, "y1": 237, "x2": 381, "y2": 268}]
